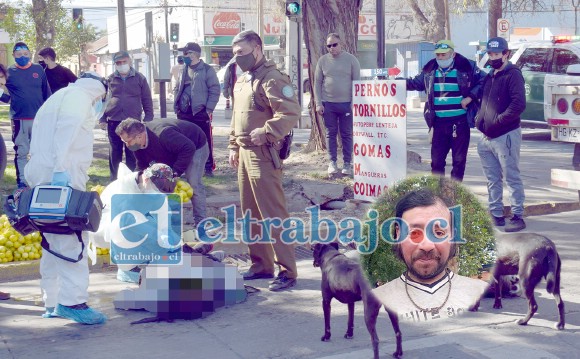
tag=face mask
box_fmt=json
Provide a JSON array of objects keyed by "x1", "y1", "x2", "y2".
[
  {"x1": 489, "y1": 58, "x2": 504, "y2": 69},
  {"x1": 38, "y1": 60, "x2": 46, "y2": 69},
  {"x1": 15, "y1": 56, "x2": 29, "y2": 67},
  {"x1": 436, "y1": 57, "x2": 453, "y2": 69},
  {"x1": 127, "y1": 143, "x2": 141, "y2": 151},
  {"x1": 94, "y1": 100, "x2": 103, "y2": 117},
  {"x1": 235, "y1": 50, "x2": 256, "y2": 72},
  {"x1": 116, "y1": 64, "x2": 130, "y2": 74},
  {"x1": 183, "y1": 56, "x2": 192, "y2": 66}
]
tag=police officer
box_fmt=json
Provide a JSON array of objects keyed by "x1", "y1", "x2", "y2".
[{"x1": 229, "y1": 30, "x2": 301, "y2": 292}]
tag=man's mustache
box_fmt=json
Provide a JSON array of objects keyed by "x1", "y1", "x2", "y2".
[{"x1": 412, "y1": 250, "x2": 441, "y2": 262}]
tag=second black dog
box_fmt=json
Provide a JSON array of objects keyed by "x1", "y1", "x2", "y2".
[
  {"x1": 492, "y1": 233, "x2": 565, "y2": 330},
  {"x1": 313, "y1": 243, "x2": 403, "y2": 358}
]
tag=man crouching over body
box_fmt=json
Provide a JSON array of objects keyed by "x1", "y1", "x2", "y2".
[
  {"x1": 373, "y1": 189, "x2": 488, "y2": 322},
  {"x1": 228, "y1": 30, "x2": 301, "y2": 292}
]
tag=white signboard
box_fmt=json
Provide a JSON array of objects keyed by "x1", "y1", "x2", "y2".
[
  {"x1": 497, "y1": 18, "x2": 510, "y2": 41},
  {"x1": 352, "y1": 80, "x2": 407, "y2": 202}
]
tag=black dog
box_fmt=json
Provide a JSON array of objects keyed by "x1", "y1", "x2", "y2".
[
  {"x1": 492, "y1": 233, "x2": 565, "y2": 330},
  {"x1": 313, "y1": 243, "x2": 403, "y2": 358}
]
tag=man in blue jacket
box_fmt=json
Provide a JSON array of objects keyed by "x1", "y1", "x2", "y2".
[
  {"x1": 6, "y1": 41, "x2": 51, "y2": 187},
  {"x1": 174, "y1": 42, "x2": 220, "y2": 177},
  {"x1": 404, "y1": 40, "x2": 484, "y2": 182},
  {"x1": 476, "y1": 37, "x2": 526, "y2": 232}
]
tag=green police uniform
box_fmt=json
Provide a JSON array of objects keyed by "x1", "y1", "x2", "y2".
[{"x1": 229, "y1": 58, "x2": 301, "y2": 279}]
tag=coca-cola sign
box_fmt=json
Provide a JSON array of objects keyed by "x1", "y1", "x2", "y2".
[{"x1": 212, "y1": 12, "x2": 241, "y2": 35}]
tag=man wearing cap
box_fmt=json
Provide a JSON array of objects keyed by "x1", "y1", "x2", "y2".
[
  {"x1": 101, "y1": 51, "x2": 154, "y2": 181},
  {"x1": 115, "y1": 117, "x2": 209, "y2": 227},
  {"x1": 6, "y1": 41, "x2": 51, "y2": 188},
  {"x1": 402, "y1": 40, "x2": 484, "y2": 182},
  {"x1": 174, "y1": 42, "x2": 220, "y2": 177},
  {"x1": 475, "y1": 37, "x2": 526, "y2": 232},
  {"x1": 229, "y1": 30, "x2": 301, "y2": 292}
]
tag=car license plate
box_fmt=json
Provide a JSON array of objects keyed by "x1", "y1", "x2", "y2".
[{"x1": 552, "y1": 126, "x2": 580, "y2": 143}]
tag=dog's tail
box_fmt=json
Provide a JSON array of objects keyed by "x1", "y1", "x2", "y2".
[{"x1": 545, "y1": 247, "x2": 560, "y2": 294}]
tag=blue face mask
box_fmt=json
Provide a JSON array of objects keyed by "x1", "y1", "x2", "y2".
[
  {"x1": 183, "y1": 56, "x2": 192, "y2": 66},
  {"x1": 15, "y1": 56, "x2": 29, "y2": 67},
  {"x1": 94, "y1": 100, "x2": 103, "y2": 115},
  {"x1": 436, "y1": 57, "x2": 454, "y2": 69}
]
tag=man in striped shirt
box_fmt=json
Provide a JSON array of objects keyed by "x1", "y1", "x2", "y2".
[{"x1": 404, "y1": 40, "x2": 484, "y2": 182}]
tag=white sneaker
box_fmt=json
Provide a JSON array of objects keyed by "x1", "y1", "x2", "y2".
[
  {"x1": 342, "y1": 163, "x2": 353, "y2": 176},
  {"x1": 328, "y1": 161, "x2": 339, "y2": 174}
]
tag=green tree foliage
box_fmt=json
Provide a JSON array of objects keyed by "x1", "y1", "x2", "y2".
[
  {"x1": 361, "y1": 175, "x2": 496, "y2": 287},
  {"x1": 0, "y1": 0, "x2": 97, "y2": 61}
]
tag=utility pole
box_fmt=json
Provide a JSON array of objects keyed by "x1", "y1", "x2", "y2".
[
  {"x1": 444, "y1": 0, "x2": 451, "y2": 39},
  {"x1": 377, "y1": 0, "x2": 385, "y2": 68},
  {"x1": 164, "y1": 0, "x2": 169, "y2": 43},
  {"x1": 117, "y1": 0, "x2": 127, "y2": 51},
  {"x1": 257, "y1": 0, "x2": 264, "y2": 40},
  {"x1": 574, "y1": 0, "x2": 580, "y2": 35}
]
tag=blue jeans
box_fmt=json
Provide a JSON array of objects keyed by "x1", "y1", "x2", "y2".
[
  {"x1": 185, "y1": 143, "x2": 209, "y2": 225},
  {"x1": 477, "y1": 128, "x2": 525, "y2": 217},
  {"x1": 322, "y1": 101, "x2": 353, "y2": 164}
]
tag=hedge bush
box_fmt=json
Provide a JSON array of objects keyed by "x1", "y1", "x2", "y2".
[{"x1": 360, "y1": 175, "x2": 496, "y2": 287}]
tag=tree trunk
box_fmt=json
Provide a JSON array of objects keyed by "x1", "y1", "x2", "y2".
[
  {"x1": 406, "y1": 0, "x2": 445, "y2": 42},
  {"x1": 302, "y1": 0, "x2": 362, "y2": 152},
  {"x1": 31, "y1": 0, "x2": 60, "y2": 52},
  {"x1": 488, "y1": 0, "x2": 503, "y2": 38}
]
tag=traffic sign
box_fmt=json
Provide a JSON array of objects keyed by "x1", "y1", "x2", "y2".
[
  {"x1": 497, "y1": 18, "x2": 510, "y2": 41},
  {"x1": 360, "y1": 67, "x2": 401, "y2": 78}
]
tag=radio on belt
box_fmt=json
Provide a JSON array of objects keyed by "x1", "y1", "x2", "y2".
[{"x1": 4, "y1": 185, "x2": 103, "y2": 236}]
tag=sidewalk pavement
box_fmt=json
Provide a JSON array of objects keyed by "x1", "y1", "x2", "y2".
[{"x1": 2, "y1": 98, "x2": 580, "y2": 358}]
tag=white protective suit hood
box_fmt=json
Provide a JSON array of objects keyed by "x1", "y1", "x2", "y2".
[{"x1": 24, "y1": 77, "x2": 107, "y2": 190}]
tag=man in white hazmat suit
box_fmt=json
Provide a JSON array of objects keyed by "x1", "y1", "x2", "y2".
[{"x1": 24, "y1": 72, "x2": 108, "y2": 325}]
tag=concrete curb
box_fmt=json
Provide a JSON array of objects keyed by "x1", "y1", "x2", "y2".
[
  {"x1": 520, "y1": 200, "x2": 580, "y2": 217},
  {"x1": 0, "y1": 254, "x2": 114, "y2": 283}
]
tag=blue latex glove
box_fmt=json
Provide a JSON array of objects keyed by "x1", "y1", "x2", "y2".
[{"x1": 51, "y1": 171, "x2": 70, "y2": 186}]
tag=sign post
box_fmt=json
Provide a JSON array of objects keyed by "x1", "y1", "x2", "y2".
[
  {"x1": 497, "y1": 18, "x2": 510, "y2": 41},
  {"x1": 352, "y1": 80, "x2": 407, "y2": 202}
]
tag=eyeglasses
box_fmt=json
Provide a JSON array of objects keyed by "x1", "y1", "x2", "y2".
[
  {"x1": 435, "y1": 43, "x2": 452, "y2": 50},
  {"x1": 326, "y1": 43, "x2": 339, "y2": 48},
  {"x1": 407, "y1": 227, "x2": 448, "y2": 244},
  {"x1": 408, "y1": 229, "x2": 425, "y2": 244}
]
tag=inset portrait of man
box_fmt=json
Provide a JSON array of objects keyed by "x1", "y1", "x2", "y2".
[{"x1": 364, "y1": 176, "x2": 495, "y2": 323}]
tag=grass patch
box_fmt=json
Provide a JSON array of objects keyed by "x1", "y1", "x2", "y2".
[
  {"x1": 0, "y1": 105, "x2": 9, "y2": 122},
  {"x1": 202, "y1": 173, "x2": 235, "y2": 187},
  {"x1": 87, "y1": 158, "x2": 111, "y2": 188},
  {"x1": 308, "y1": 172, "x2": 326, "y2": 180},
  {"x1": 1, "y1": 164, "x2": 16, "y2": 193}
]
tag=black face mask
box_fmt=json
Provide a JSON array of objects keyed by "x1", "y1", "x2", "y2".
[
  {"x1": 235, "y1": 51, "x2": 256, "y2": 72},
  {"x1": 38, "y1": 60, "x2": 46, "y2": 69},
  {"x1": 489, "y1": 58, "x2": 504, "y2": 69}
]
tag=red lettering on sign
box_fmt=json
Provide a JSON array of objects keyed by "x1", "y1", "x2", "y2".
[
  {"x1": 353, "y1": 182, "x2": 388, "y2": 197},
  {"x1": 354, "y1": 143, "x2": 391, "y2": 158},
  {"x1": 213, "y1": 13, "x2": 241, "y2": 35}
]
